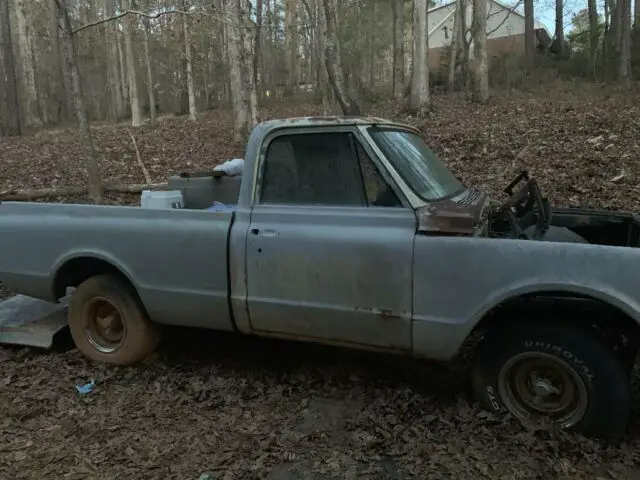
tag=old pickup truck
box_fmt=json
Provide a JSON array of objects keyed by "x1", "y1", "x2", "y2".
[{"x1": 1, "y1": 117, "x2": 639, "y2": 439}]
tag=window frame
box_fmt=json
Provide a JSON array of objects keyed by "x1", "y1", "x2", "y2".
[
  {"x1": 350, "y1": 133, "x2": 404, "y2": 208},
  {"x1": 254, "y1": 126, "x2": 410, "y2": 209}
]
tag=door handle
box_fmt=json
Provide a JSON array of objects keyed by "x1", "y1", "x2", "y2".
[{"x1": 250, "y1": 228, "x2": 279, "y2": 237}]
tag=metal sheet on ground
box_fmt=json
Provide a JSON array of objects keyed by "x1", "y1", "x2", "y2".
[{"x1": 0, "y1": 295, "x2": 68, "y2": 349}]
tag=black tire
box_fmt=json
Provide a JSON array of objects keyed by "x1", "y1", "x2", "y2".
[
  {"x1": 68, "y1": 274, "x2": 161, "y2": 365},
  {"x1": 470, "y1": 321, "x2": 631, "y2": 439}
]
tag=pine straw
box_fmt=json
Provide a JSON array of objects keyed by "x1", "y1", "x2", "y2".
[{"x1": 1, "y1": 84, "x2": 640, "y2": 479}]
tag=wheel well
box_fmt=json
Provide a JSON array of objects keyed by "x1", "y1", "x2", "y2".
[
  {"x1": 457, "y1": 291, "x2": 640, "y2": 364},
  {"x1": 52, "y1": 257, "x2": 133, "y2": 300}
]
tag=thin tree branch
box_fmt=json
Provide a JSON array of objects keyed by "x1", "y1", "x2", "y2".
[
  {"x1": 74, "y1": 9, "x2": 188, "y2": 34},
  {"x1": 73, "y1": 7, "x2": 310, "y2": 35},
  {"x1": 487, "y1": 0, "x2": 523, "y2": 36}
]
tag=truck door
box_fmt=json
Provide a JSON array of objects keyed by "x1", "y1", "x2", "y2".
[{"x1": 245, "y1": 127, "x2": 415, "y2": 350}]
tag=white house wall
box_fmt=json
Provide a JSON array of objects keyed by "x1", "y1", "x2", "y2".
[{"x1": 427, "y1": 0, "x2": 527, "y2": 49}]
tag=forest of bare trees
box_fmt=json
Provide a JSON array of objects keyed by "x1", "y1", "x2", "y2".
[{"x1": 0, "y1": 0, "x2": 638, "y2": 142}]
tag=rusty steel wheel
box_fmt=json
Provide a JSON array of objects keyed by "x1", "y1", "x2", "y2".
[
  {"x1": 497, "y1": 352, "x2": 589, "y2": 429},
  {"x1": 471, "y1": 320, "x2": 631, "y2": 439},
  {"x1": 68, "y1": 274, "x2": 161, "y2": 365},
  {"x1": 83, "y1": 297, "x2": 127, "y2": 354}
]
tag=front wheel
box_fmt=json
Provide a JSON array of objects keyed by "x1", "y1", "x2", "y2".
[{"x1": 471, "y1": 321, "x2": 631, "y2": 439}]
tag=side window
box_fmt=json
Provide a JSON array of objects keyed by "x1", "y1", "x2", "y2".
[
  {"x1": 260, "y1": 132, "x2": 367, "y2": 206},
  {"x1": 355, "y1": 141, "x2": 403, "y2": 208}
]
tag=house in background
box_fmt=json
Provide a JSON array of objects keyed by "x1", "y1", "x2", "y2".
[{"x1": 427, "y1": 0, "x2": 552, "y2": 71}]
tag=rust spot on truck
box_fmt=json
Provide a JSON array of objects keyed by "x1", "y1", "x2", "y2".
[{"x1": 417, "y1": 188, "x2": 490, "y2": 236}]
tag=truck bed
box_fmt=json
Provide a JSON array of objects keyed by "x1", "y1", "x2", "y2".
[{"x1": 0, "y1": 201, "x2": 235, "y2": 331}]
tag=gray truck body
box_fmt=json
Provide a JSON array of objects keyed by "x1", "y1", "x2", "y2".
[{"x1": 2, "y1": 117, "x2": 640, "y2": 361}]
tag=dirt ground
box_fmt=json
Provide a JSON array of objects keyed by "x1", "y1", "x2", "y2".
[{"x1": 1, "y1": 83, "x2": 640, "y2": 479}]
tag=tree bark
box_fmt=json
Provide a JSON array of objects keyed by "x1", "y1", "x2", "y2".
[
  {"x1": 408, "y1": 0, "x2": 430, "y2": 113},
  {"x1": 553, "y1": 0, "x2": 564, "y2": 57},
  {"x1": 182, "y1": 0, "x2": 197, "y2": 121},
  {"x1": 55, "y1": 0, "x2": 103, "y2": 204},
  {"x1": 524, "y1": 0, "x2": 535, "y2": 68},
  {"x1": 0, "y1": 0, "x2": 22, "y2": 135},
  {"x1": 253, "y1": 0, "x2": 263, "y2": 89},
  {"x1": 368, "y1": 0, "x2": 375, "y2": 86},
  {"x1": 448, "y1": 0, "x2": 464, "y2": 92},
  {"x1": 321, "y1": 0, "x2": 360, "y2": 115},
  {"x1": 117, "y1": 22, "x2": 129, "y2": 112},
  {"x1": 49, "y1": 0, "x2": 67, "y2": 123},
  {"x1": 618, "y1": 0, "x2": 631, "y2": 83},
  {"x1": 143, "y1": 0, "x2": 156, "y2": 121},
  {"x1": 105, "y1": 0, "x2": 125, "y2": 120},
  {"x1": 228, "y1": 0, "x2": 258, "y2": 141},
  {"x1": 588, "y1": 0, "x2": 599, "y2": 77},
  {"x1": 392, "y1": 0, "x2": 405, "y2": 98},
  {"x1": 471, "y1": 0, "x2": 489, "y2": 102},
  {"x1": 284, "y1": 0, "x2": 298, "y2": 96},
  {"x1": 15, "y1": 0, "x2": 42, "y2": 127},
  {"x1": 123, "y1": 0, "x2": 142, "y2": 126}
]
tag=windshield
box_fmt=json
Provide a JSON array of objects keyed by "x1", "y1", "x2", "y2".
[{"x1": 367, "y1": 127, "x2": 464, "y2": 201}]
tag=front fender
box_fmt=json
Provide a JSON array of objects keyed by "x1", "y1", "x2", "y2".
[{"x1": 411, "y1": 235, "x2": 640, "y2": 361}]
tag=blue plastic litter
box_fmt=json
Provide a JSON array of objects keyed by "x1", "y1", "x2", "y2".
[
  {"x1": 206, "y1": 201, "x2": 237, "y2": 212},
  {"x1": 76, "y1": 379, "x2": 96, "y2": 395}
]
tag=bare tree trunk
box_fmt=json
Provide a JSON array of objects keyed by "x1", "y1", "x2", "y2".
[
  {"x1": 0, "y1": 0, "x2": 21, "y2": 135},
  {"x1": 392, "y1": 0, "x2": 405, "y2": 98},
  {"x1": 15, "y1": 0, "x2": 42, "y2": 127},
  {"x1": 117, "y1": 26, "x2": 128, "y2": 111},
  {"x1": 634, "y1": 0, "x2": 639, "y2": 29},
  {"x1": 618, "y1": 0, "x2": 631, "y2": 83},
  {"x1": 408, "y1": 0, "x2": 429, "y2": 113},
  {"x1": 607, "y1": 0, "x2": 622, "y2": 71},
  {"x1": 306, "y1": 0, "x2": 334, "y2": 112},
  {"x1": 104, "y1": 0, "x2": 123, "y2": 120},
  {"x1": 321, "y1": 0, "x2": 360, "y2": 114},
  {"x1": 253, "y1": 0, "x2": 263, "y2": 90},
  {"x1": 241, "y1": 0, "x2": 258, "y2": 127},
  {"x1": 448, "y1": 1, "x2": 463, "y2": 92},
  {"x1": 368, "y1": 0, "x2": 375, "y2": 86},
  {"x1": 553, "y1": 0, "x2": 564, "y2": 57},
  {"x1": 228, "y1": 0, "x2": 258, "y2": 141},
  {"x1": 471, "y1": 0, "x2": 489, "y2": 102},
  {"x1": 524, "y1": 0, "x2": 535, "y2": 68},
  {"x1": 55, "y1": 0, "x2": 102, "y2": 203},
  {"x1": 588, "y1": 0, "x2": 599, "y2": 77},
  {"x1": 284, "y1": 0, "x2": 298, "y2": 96},
  {"x1": 123, "y1": 0, "x2": 142, "y2": 126},
  {"x1": 183, "y1": 0, "x2": 197, "y2": 121},
  {"x1": 143, "y1": 0, "x2": 156, "y2": 121},
  {"x1": 604, "y1": 0, "x2": 611, "y2": 62},
  {"x1": 49, "y1": 0, "x2": 67, "y2": 123}
]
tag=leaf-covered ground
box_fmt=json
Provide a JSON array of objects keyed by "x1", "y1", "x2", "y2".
[{"x1": 1, "y1": 84, "x2": 640, "y2": 479}]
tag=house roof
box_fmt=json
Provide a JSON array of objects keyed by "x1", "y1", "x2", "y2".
[{"x1": 428, "y1": 0, "x2": 551, "y2": 37}]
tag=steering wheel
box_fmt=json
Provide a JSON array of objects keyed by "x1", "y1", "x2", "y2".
[{"x1": 501, "y1": 171, "x2": 550, "y2": 240}]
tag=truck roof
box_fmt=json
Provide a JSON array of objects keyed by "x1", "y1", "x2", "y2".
[{"x1": 254, "y1": 116, "x2": 418, "y2": 135}]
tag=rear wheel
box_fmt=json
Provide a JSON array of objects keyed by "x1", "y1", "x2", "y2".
[
  {"x1": 471, "y1": 321, "x2": 631, "y2": 439},
  {"x1": 68, "y1": 274, "x2": 161, "y2": 365}
]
